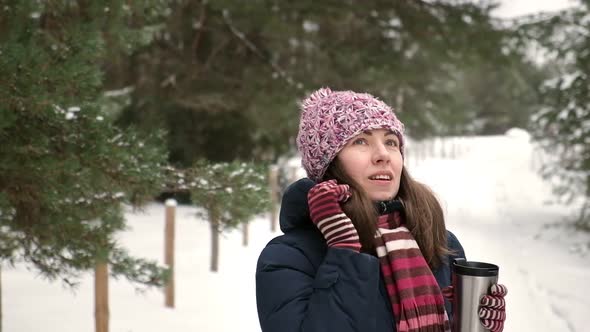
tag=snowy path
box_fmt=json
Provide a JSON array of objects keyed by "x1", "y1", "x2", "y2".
[
  {"x1": 3, "y1": 133, "x2": 590, "y2": 332},
  {"x1": 411, "y1": 134, "x2": 590, "y2": 332}
]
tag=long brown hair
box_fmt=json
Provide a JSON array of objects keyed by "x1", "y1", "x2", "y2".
[{"x1": 323, "y1": 160, "x2": 451, "y2": 269}]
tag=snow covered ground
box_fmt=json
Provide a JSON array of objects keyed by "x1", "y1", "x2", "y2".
[{"x1": 3, "y1": 131, "x2": 590, "y2": 332}]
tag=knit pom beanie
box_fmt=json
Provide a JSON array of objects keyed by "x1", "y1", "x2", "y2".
[{"x1": 296, "y1": 87, "x2": 405, "y2": 182}]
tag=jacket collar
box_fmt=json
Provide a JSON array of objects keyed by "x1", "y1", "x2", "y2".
[
  {"x1": 279, "y1": 178, "x2": 316, "y2": 233},
  {"x1": 375, "y1": 199, "x2": 404, "y2": 215},
  {"x1": 279, "y1": 178, "x2": 405, "y2": 232}
]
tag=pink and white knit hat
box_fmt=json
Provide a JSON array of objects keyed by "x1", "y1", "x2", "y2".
[{"x1": 296, "y1": 87, "x2": 405, "y2": 182}]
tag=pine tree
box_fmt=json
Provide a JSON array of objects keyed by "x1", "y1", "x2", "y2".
[
  {"x1": 113, "y1": 1, "x2": 522, "y2": 163},
  {"x1": 522, "y1": 1, "x2": 590, "y2": 230},
  {"x1": 0, "y1": 1, "x2": 171, "y2": 287},
  {"x1": 163, "y1": 161, "x2": 270, "y2": 271}
]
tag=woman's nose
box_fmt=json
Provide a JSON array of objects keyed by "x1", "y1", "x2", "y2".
[{"x1": 372, "y1": 143, "x2": 391, "y2": 164}]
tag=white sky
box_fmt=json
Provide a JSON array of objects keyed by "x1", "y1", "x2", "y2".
[{"x1": 493, "y1": 0, "x2": 578, "y2": 18}]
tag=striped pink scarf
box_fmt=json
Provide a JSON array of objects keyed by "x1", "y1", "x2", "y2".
[{"x1": 375, "y1": 211, "x2": 450, "y2": 332}]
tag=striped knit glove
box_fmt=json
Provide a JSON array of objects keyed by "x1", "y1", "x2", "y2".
[
  {"x1": 307, "y1": 179, "x2": 361, "y2": 251},
  {"x1": 479, "y1": 284, "x2": 508, "y2": 332},
  {"x1": 441, "y1": 284, "x2": 507, "y2": 332}
]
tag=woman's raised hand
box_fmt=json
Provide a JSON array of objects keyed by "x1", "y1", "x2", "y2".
[{"x1": 307, "y1": 180, "x2": 360, "y2": 251}]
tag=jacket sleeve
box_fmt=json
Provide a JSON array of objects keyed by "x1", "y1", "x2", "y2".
[
  {"x1": 447, "y1": 230, "x2": 466, "y2": 262},
  {"x1": 256, "y1": 244, "x2": 382, "y2": 332},
  {"x1": 443, "y1": 230, "x2": 467, "y2": 322}
]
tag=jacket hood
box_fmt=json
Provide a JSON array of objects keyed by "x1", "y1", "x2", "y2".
[{"x1": 279, "y1": 178, "x2": 316, "y2": 233}]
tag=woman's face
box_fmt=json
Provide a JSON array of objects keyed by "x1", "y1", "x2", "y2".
[{"x1": 336, "y1": 128, "x2": 403, "y2": 201}]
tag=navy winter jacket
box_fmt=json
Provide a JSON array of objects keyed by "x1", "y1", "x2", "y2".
[{"x1": 256, "y1": 178, "x2": 466, "y2": 332}]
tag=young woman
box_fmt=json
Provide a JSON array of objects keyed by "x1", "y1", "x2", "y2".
[{"x1": 256, "y1": 88, "x2": 507, "y2": 332}]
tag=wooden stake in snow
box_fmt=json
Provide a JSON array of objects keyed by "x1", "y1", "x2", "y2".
[
  {"x1": 242, "y1": 222, "x2": 249, "y2": 246},
  {"x1": 164, "y1": 199, "x2": 176, "y2": 308},
  {"x1": 95, "y1": 262, "x2": 109, "y2": 332}
]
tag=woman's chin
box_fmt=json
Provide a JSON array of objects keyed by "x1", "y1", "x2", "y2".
[{"x1": 368, "y1": 191, "x2": 396, "y2": 202}]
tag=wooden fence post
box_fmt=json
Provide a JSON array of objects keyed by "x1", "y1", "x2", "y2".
[
  {"x1": 164, "y1": 199, "x2": 176, "y2": 308},
  {"x1": 95, "y1": 262, "x2": 109, "y2": 332},
  {"x1": 440, "y1": 137, "x2": 447, "y2": 159},
  {"x1": 242, "y1": 222, "x2": 249, "y2": 246},
  {"x1": 269, "y1": 166, "x2": 279, "y2": 232}
]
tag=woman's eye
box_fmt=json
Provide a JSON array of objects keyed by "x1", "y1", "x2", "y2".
[
  {"x1": 385, "y1": 139, "x2": 399, "y2": 147},
  {"x1": 352, "y1": 138, "x2": 367, "y2": 145}
]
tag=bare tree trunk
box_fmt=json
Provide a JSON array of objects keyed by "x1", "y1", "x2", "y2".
[
  {"x1": 164, "y1": 200, "x2": 176, "y2": 308},
  {"x1": 242, "y1": 222, "x2": 249, "y2": 246},
  {"x1": 210, "y1": 208, "x2": 220, "y2": 272},
  {"x1": 95, "y1": 262, "x2": 109, "y2": 332},
  {"x1": 396, "y1": 87, "x2": 404, "y2": 112}
]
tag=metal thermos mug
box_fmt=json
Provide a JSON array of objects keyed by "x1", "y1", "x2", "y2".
[{"x1": 451, "y1": 258, "x2": 499, "y2": 332}]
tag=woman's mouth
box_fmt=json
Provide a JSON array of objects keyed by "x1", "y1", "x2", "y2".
[{"x1": 368, "y1": 173, "x2": 393, "y2": 183}]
